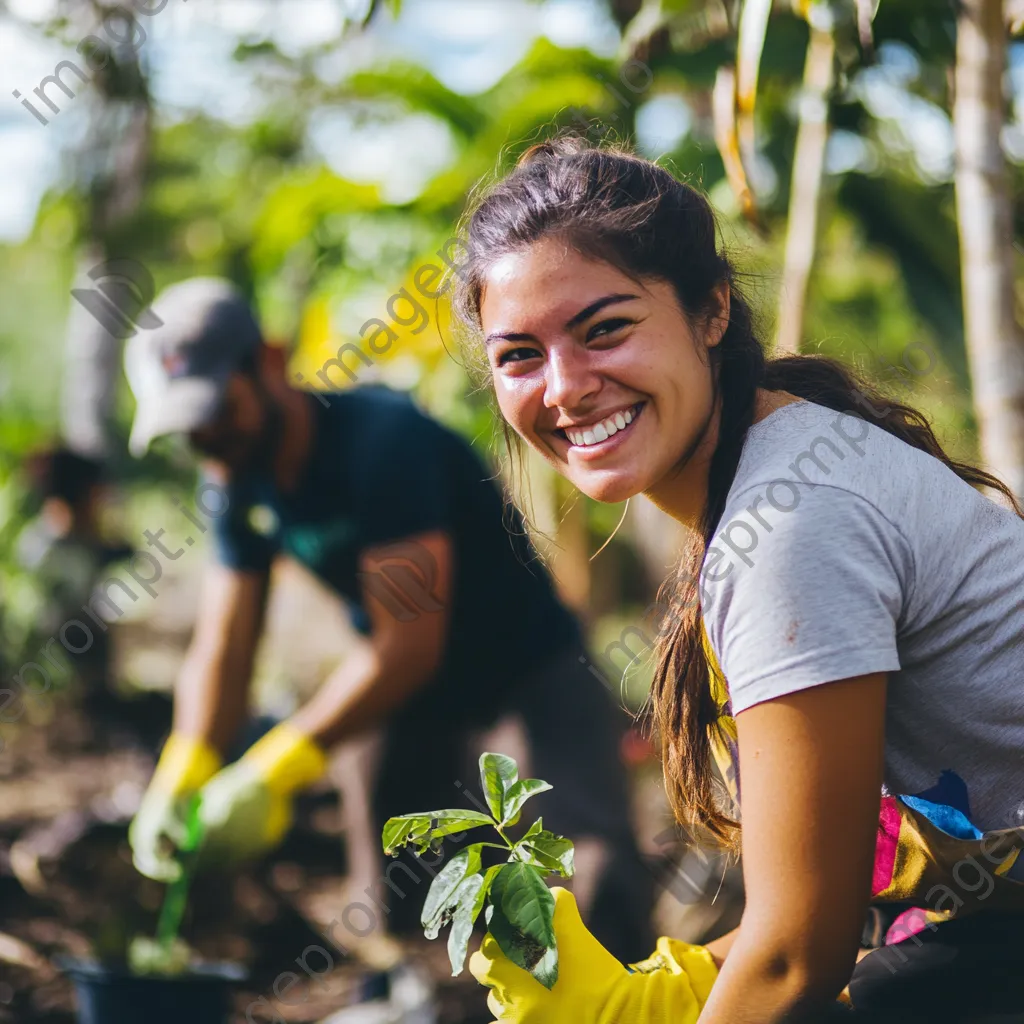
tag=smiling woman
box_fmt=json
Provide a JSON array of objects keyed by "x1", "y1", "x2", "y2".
[{"x1": 452, "y1": 137, "x2": 1024, "y2": 1023}]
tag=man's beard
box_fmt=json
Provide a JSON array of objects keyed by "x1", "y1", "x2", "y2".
[
  {"x1": 247, "y1": 388, "x2": 285, "y2": 475},
  {"x1": 209, "y1": 388, "x2": 285, "y2": 475}
]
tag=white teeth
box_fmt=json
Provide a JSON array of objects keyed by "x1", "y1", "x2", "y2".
[{"x1": 564, "y1": 405, "x2": 640, "y2": 448}]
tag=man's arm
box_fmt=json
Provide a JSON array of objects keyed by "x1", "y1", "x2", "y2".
[
  {"x1": 173, "y1": 563, "x2": 270, "y2": 754},
  {"x1": 290, "y1": 530, "x2": 452, "y2": 749},
  {"x1": 697, "y1": 672, "x2": 887, "y2": 1023}
]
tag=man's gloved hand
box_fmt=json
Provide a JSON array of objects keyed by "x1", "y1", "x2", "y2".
[
  {"x1": 196, "y1": 722, "x2": 327, "y2": 865},
  {"x1": 129, "y1": 733, "x2": 221, "y2": 882},
  {"x1": 469, "y1": 888, "x2": 718, "y2": 1024}
]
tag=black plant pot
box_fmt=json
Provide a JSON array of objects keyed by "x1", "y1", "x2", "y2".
[{"x1": 60, "y1": 959, "x2": 246, "y2": 1024}]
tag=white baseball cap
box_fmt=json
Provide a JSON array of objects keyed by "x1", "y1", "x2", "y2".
[{"x1": 124, "y1": 278, "x2": 262, "y2": 457}]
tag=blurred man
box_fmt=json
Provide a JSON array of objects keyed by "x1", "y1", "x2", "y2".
[
  {"x1": 125, "y1": 278, "x2": 653, "y2": 962},
  {"x1": 17, "y1": 447, "x2": 132, "y2": 704}
]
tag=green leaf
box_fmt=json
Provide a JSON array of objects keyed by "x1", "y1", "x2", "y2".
[
  {"x1": 492, "y1": 863, "x2": 556, "y2": 950},
  {"x1": 156, "y1": 796, "x2": 203, "y2": 950},
  {"x1": 519, "y1": 831, "x2": 575, "y2": 879},
  {"x1": 382, "y1": 809, "x2": 492, "y2": 856},
  {"x1": 473, "y1": 864, "x2": 504, "y2": 924},
  {"x1": 479, "y1": 753, "x2": 519, "y2": 821},
  {"x1": 336, "y1": 63, "x2": 486, "y2": 141},
  {"x1": 529, "y1": 942, "x2": 559, "y2": 990},
  {"x1": 447, "y1": 874, "x2": 484, "y2": 977},
  {"x1": 421, "y1": 845, "x2": 483, "y2": 937},
  {"x1": 487, "y1": 876, "x2": 559, "y2": 991},
  {"x1": 501, "y1": 779, "x2": 553, "y2": 827},
  {"x1": 522, "y1": 818, "x2": 544, "y2": 841}
]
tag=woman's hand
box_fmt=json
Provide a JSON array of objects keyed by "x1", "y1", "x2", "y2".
[{"x1": 469, "y1": 887, "x2": 717, "y2": 1023}]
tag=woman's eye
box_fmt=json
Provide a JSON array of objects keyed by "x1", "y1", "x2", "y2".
[
  {"x1": 496, "y1": 346, "x2": 541, "y2": 367},
  {"x1": 587, "y1": 318, "x2": 633, "y2": 342}
]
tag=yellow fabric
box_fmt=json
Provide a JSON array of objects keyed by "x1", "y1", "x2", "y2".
[
  {"x1": 469, "y1": 888, "x2": 716, "y2": 1023},
  {"x1": 151, "y1": 733, "x2": 222, "y2": 795},
  {"x1": 702, "y1": 626, "x2": 741, "y2": 814},
  {"x1": 130, "y1": 734, "x2": 222, "y2": 882},
  {"x1": 197, "y1": 722, "x2": 327, "y2": 864},
  {"x1": 242, "y1": 721, "x2": 328, "y2": 795},
  {"x1": 629, "y1": 937, "x2": 718, "y2": 1003}
]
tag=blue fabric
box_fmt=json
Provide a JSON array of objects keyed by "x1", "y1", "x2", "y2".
[{"x1": 900, "y1": 795, "x2": 983, "y2": 841}]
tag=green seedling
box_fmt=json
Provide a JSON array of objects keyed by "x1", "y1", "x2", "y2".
[
  {"x1": 382, "y1": 753, "x2": 574, "y2": 990},
  {"x1": 128, "y1": 795, "x2": 203, "y2": 977}
]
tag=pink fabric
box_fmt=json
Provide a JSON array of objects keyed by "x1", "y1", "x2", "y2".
[
  {"x1": 886, "y1": 906, "x2": 936, "y2": 944},
  {"x1": 873, "y1": 796, "x2": 902, "y2": 896}
]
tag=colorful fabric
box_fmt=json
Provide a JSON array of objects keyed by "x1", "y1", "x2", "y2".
[{"x1": 701, "y1": 628, "x2": 1024, "y2": 942}]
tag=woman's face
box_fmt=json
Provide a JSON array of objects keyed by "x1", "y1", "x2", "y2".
[{"x1": 480, "y1": 237, "x2": 727, "y2": 504}]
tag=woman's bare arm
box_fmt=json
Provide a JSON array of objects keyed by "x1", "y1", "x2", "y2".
[{"x1": 697, "y1": 672, "x2": 887, "y2": 1023}]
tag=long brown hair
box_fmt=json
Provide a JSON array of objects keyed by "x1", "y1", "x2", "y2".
[{"x1": 453, "y1": 136, "x2": 1022, "y2": 848}]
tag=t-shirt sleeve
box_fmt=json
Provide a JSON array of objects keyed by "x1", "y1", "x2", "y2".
[
  {"x1": 207, "y1": 477, "x2": 277, "y2": 575},
  {"x1": 701, "y1": 484, "x2": 909, "y2": 714},
  {"x1": 352, "y1": 410, "x2": 452, "y2": 548}
]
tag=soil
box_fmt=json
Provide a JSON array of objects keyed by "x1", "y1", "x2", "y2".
[{"x1": 0, "y1": 695, "x2": 492, "y2": 1024}]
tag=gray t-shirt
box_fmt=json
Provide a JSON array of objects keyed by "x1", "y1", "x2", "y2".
[{"x1": 700, "y1": 400, "x2": 1024, "y2": 842}]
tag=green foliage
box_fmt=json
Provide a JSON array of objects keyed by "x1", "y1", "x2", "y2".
[
  {"x1": 128, "y1": 797, "x2": 203, "y2": 976},
  {"x1": 382, "y1": 753, "x2": 573, "y2": 987},
  {"x1": 382, "y1": 808, "x2": 495, "y2": 856}
]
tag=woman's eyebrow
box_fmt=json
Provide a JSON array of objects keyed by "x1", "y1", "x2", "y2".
[
  {"x1": 565, "y1": 293, "x2": 639, "y2": 329},
  {"x1": 484, "y1": 293, "x2": 640, "y2": 345},
  {"x1": 484, "y1": 330, "x2": 535, "y2": 346}
]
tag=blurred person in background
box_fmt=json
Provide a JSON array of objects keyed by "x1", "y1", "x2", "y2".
[
  {"x1": 124, "y1": 277, "x2": 654, "y2": 966},
  {"x1": 16, "y1": 448, "x2": 132, "y2": 709},
  {"x1": 461, "y1": 139, "x2": 1024, "y2": 1023}
]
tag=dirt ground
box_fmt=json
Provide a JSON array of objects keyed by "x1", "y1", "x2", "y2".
[{"x1": 0, "y1": 694, "x2": 500, "y2": 1023}]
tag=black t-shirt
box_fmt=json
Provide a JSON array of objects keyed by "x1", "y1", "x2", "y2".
[{"x1": 210, "y1": 386, "x2": 580, "y2": 703}]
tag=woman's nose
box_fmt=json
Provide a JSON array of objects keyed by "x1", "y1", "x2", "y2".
[{"x1": 544, "y1": 344, "x2": 600, "y2": 410}]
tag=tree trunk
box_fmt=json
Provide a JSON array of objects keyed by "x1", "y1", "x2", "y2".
[
  {"x1": 775, "y1": 9, "x2": 835, "y2": 355},
  {"x1": 60, "y1": 0, "x2": 151, "y2": 463},
  {"x1": 955, "y1": 0, "x2": 1024, "y2": 503}
]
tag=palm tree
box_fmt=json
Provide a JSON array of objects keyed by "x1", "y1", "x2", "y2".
[{"x1": 954, "y1": 0, "x2": 1024, "y2": 502}]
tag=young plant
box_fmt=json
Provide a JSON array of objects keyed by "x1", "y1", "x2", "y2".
[
  {"x1": 382, "y1": 753, "x2": 574, "y2": 989},
  {"x1": 127, "y1": 796, "x2": 202, "y2": 976}
]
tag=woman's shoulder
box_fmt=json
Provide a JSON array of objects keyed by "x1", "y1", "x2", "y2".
[{"x1": 729, "y1": 399, "x2": 976, "y2": 519}]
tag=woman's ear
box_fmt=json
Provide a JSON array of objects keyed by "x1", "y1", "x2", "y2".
[{"x1": 705, "y1": 281, "x2": 732, "y2": 349}]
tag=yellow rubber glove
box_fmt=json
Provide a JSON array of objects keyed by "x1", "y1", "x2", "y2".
[
  {"x1": 196, "y1": 722, "x2": 327, "y2": 865},
  {"x1": 469, "y1": 888, "x2": 717, "y2": 1024},
  {"x1": 129, "y1": 733, "x2": 221, "y2": 882}
]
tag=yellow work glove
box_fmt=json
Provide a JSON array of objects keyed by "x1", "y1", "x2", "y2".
[
  {"x1": 196, "y1": 722, "x2": 327, "y2": 865},
  {"x1": 469, "y1": 888, "x2": 717, "y2": 1024},
  {"x1": 129, "y1": 733, "x2": 221, "y2": 882}
]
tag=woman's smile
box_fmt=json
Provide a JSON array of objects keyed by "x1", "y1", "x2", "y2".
[{"x1": 555, "y1": 401, "x2": 646, "y2": 458}]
